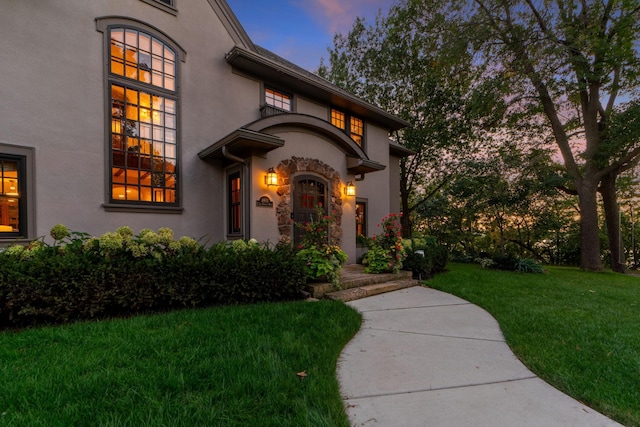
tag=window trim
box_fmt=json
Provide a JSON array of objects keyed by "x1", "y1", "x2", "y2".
[
  {"x1": 264, "y1": 86, "x2": 292, "y2": 111},
  {"x1": 97, "y1": 17, "x2": 186, "y2": 212},
  {"x1": 226, "y1": 166, "x2": 245, "y2": 239},
  {"x1": 0, "y1": 143, "x2": 35, "y2": 242},
  {"x1": 139, "y1": 0, "x2": 178, "y2": 16},
  {"x1": 356, "y1": 198, "x2": 368, "y2": 245},
  {"x1": 330, "y1": 108, "x2": 365, "y2": 149}
]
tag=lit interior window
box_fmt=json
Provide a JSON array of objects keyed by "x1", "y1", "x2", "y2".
[{"x1": 265, "y1": 88, "x2": 291, "y2": 111}]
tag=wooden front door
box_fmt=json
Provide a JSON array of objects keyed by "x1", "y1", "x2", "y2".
[{"x1": 293, "y1": 175, "x2": 328, "y2": 246}]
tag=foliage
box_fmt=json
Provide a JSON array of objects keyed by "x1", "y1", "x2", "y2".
[
  {"x1": 318, "y1": 2, "x2": 494, "y2": 238},
  {"x1": 513, "y1": 258, "x2": 545, "y2": 274},
  {"x1": 0, "y1": 226, "x2": 307, "y2": 329},
  {"x1": 401, "y1": 236, "x2": 449, "y2": 279},
  {"x1": 364, "y1": 213, "x2": 404, "y2": 273},
  {"x1": 428, "y1": 264, "x2": 640, "y2": 426},
  {"x1": 297, "y1": 246, "x2": 347, "y2": 286},
  {"x1": 294, "y1": 205, "x2": 347, "y2": 286},
  {"x1": 0, "y1": 300, "x2": 361, "y2": 426}
]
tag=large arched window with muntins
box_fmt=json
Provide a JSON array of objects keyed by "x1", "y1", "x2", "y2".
[{"x1": 108, "y1": 26, "x2": 178, "y2": 205}]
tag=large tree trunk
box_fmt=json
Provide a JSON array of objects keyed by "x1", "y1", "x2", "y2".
[
  {"x1": 600, "y1": 173, "x2": 626, "y2": 273},
  {"x1": 577, "y1": 180, "x2": 603, "y2": 271},
  {"x1": 399, "y1": 162, "x2": 412, "y2": 238}
]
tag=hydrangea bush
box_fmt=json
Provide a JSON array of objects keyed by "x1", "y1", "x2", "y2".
[{"x1": 0, "y1": 226, "x2": 306, "y2": 329}]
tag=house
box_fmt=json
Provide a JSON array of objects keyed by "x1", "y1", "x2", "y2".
[{"x1": 0, "y1": 0, "x2": 409, "y2": 262}]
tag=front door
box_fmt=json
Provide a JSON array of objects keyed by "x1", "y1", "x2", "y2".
[{"x1": 293, "y1": 174, "x2": 328, "y2": 246}]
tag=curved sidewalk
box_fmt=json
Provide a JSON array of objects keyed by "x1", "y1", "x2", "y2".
[{"x1": 337, "y1": 286, "x2": 622, "y2": 427}]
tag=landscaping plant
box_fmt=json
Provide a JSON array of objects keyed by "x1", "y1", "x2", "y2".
[
  {"x1": 0, "y1": 225, "x2": 306, "y2": 329},
  {"x1": 363, "y1": 213, "x2": 404, "y2": 273},
  {"x1": 295, "y1": 206, "x2": 347, "y2": 286}
]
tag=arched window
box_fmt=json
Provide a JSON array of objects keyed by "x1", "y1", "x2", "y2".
[{"x1": 106, "y1": 25, "x2": 179, "y2": 205}]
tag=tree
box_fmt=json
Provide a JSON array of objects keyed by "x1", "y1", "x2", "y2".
[
  {"x1": 468, "y1": 0, "x2": 640, "y2": 271},
  {"x1": 318, "y1": 1, "x2": 504, "y2": 237}
]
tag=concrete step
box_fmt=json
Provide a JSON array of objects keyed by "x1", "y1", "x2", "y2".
[{"x1": 324, "y1": 279, "x2": 418, "y2": 302}]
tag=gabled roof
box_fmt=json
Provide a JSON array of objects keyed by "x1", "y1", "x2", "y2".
[{"x1": 226, "y1": 46, "x2": 409, "y2": 132}]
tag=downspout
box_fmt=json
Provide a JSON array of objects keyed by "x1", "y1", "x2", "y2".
[{"x1": 222, "y1": 146, "x2": 245, "y2": 164}]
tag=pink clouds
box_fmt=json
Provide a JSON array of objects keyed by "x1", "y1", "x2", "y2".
[{"x1": 295, "y1": 0, "x2": 396, "y2": 34}]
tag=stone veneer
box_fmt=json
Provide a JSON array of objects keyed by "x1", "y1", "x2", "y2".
[{"x1": 275, "y1": 157, "x2": 343, "y2": 245}]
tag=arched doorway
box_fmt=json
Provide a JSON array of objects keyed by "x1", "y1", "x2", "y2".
[{"x1": 293, "y1": 174, "x2": 328, "y2": 246}]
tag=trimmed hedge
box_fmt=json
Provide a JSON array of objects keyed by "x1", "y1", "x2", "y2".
[{"x1": 0, "y1": 227, "x2": 307, "y2": 329}]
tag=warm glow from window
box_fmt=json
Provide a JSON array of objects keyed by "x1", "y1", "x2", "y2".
[
  {"x1": 0, "y1": 159, "x2": 20, "y2": 233},
  {"x1": 110, "y1": 84, "x2": 177, "y2": 203},
  {"x1": 110, "y1": 28, "x2": 176, "y2": 91},
  {"x1": 265, "y1": 88, "x2": 291, "y2": 111},
  {"x1": 109, "y1": 27, "x2": 178, "y2": 205},
  {"x1": 331, "y1": 109, "x2": 345, "y2": 130}
]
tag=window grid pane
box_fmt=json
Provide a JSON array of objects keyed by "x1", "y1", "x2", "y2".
[
  {"x1": 0, "y1": 159, "x2": 21, "y2": 234},
  {"x1": 110, "y1": 28, "x2": 176, "y2": 91},
  {"x1": 229, "y1": 174, "x2": 241, "y2": 234},
  {"x1": 265, "y1": 88, "x2": 291, "y2": 111},
  {"x1": 331, "y1": 109, "x2": 345, "y2": 130},
  {"x1": 110, "y1": 83, "x2": 177, "y2": 203}
]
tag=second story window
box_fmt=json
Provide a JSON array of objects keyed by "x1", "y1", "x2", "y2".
[
  {"x1": 108, "y1": 27, "x2": 178, "y2": 205},
  {"x1": 265, "y1": 88, "x2": 291, "y2": 110},
  {"x1": 331, "y1": 108, "x2": 364, "y2": 147}
]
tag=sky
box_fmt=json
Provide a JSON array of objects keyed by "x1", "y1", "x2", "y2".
[{"x1": 225, "y1": 0, "x2": 397, "y2": 71}]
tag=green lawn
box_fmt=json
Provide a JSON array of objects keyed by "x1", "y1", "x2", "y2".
[
  {"x1": 427, "y1": 263, "x2": 640, "y2": 427},
  {"x1": 0, "y1": 301, "x2": 361, "y2": 427}
]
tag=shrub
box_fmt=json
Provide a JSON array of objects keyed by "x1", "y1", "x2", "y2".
[
  {"x1": 490, "y1": 254, "x2": 519, "y2": 271},
  {"x1": 0, "y1": 227, "x2": 307, "y2": 329},
  {"x1": 294, "y1": 205, "x2": 347, "y2": 286},
  {"x1": 401, "y1": 237, "x2": 449, "y2": 279},
  {"x1": 366, "y1": 213, "x2": 404, "y2": 273},
  {"x1": 514, "y1": 258, "x2": 545, "y2": 274}
]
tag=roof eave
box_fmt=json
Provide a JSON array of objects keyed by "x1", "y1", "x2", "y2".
[{"x1": 226, "y1": 46, "x2": 409, "y2": 132}]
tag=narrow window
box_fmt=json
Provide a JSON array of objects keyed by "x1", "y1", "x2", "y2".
[
  {"x1": 108, "y1": 27, "x2": 178, "y2": 205},
  {"x1": 331, "y1": 108, "x2": 364, "y2": 147},
  {"x1": 228, "y1": 172, "x2": 242, "y2": 235},
  {"x1": 331, "y1": 109, "x2": 345, "y2": 130},
  {"x1": 356, "y1": 200, "x2": 367, "y2": 240},
  {"x1": 0, "y1": 156, "x2": 25, "y2": 237},
  {"x1": 350, "y1": 116, "x2": 364, "y2": 146}
]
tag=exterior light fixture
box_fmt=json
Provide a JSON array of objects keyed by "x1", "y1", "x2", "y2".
[
  {"x1": 265, "y1": 167, "x2": 278, "y2": 186},
  {"x1": 344, "y1": 181, "x2": 356, "y2": 197}
]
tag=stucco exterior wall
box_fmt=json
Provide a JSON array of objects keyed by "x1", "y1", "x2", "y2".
[
  {"x1": 0, "y1": 0, "x2": 262, "y2": 241},
  {"x1": 0, "y1": 0, "x2": 405, "y2": 259}
]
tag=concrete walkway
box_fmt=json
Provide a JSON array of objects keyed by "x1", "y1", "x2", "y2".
[{"x1": 337, "y1": 286, "x2": 623, "y2": 427}]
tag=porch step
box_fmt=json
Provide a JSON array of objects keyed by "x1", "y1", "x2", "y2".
[
  {"x1": 324, "y1": 279, "x2": 418, "y2": 302},
  {"x1": 305, "y1": 264, "x2": 414, "y2": 299}
]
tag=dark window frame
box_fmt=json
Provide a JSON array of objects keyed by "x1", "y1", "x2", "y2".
[
  {"x1": 262, "y1": 85, "x2": 293, "y2": 113},
  {"x1": 356, "y1": 198, "x2": 368, "y2": 244},
  {"x1": 0, "y1": 144, "x2": 35, "y2": 242},
  {"x1": 330, "y1": 108, "x2": 365, "y2": 148},
  {"x1": 97, "y1": 18, "x2": 185, "y2": 212},
  {"x1": 139, "y1": 0, "x2": 178, "y2": 16},
  {"x1": 228, "y1": 171, "x2": 242, "y2": 236}
]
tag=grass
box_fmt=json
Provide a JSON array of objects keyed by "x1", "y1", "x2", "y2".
[
  {"x1": 426, "y1": 263, "x2": 640, "y2": 427},
  {"x1": 0, "y1": 300, "x2": 361, "y2": 427}
]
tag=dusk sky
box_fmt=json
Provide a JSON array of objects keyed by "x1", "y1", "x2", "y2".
[{"x1": 226, "y1": 0, "x2": 397, "y2": 71}]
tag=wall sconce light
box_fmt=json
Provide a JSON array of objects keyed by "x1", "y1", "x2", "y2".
[
  {"x1": 344, "y1": 181, "x2": 356, "y2": 197},
  {"x1": 265, "y1": 167, "x2": 278, "y2": 186}
]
